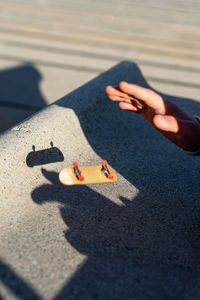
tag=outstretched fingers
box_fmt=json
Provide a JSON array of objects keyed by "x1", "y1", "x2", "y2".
[
  {"x1": 106, "y1": 85, "x2": 135, "y2": 101},
  {"x1": 106, "y1": 85, "x2": 143, "y2": 110},
  {"x1": 118, "y1": 82, "x2": 166, "y2": 114}
]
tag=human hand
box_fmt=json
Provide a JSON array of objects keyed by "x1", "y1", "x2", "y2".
[{"x1": 106, "y1": 82, "x2": 200, "y2": 152}]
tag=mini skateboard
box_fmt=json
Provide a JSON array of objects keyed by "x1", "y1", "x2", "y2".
[{"x1": 59, "y1": 160, "x2": 117, "y2": 185}]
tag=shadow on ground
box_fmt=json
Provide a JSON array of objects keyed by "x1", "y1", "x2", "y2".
[
  {"x1": 0, "y1": 64, "x2": 46, "y2": 133},
  {"x1": 1, "y1": 62, "x2": 200, "y2": 299},
  {"x1": 26, "y1": 142, "x2": 64, "y2": 167},
  {"x1": 0, "y1": 260, "x2": 41, "y2": 300}
]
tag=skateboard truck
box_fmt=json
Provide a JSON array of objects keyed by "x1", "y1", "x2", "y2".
[
  {"x1": 73, "y1": 161, "x2": 84, "y2": 181},
  {"x1": 101, "y1": 160, "x2": 113, "y2": 179}
]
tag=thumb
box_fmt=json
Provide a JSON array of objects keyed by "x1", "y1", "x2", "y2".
[{"x1": 153, "y1": 115, "x2": 179, "y2": 133}]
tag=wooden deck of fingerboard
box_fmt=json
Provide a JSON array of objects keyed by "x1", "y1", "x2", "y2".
[{"x1": 59, "y1": 165, "x2": 117, "y2": 185}]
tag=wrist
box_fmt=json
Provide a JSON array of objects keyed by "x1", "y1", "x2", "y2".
[{"x1": 183, "y1": 115, "x2": 200, "y2": 155}]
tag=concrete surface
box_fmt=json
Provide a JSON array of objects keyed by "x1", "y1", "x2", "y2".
[
  {"x1": 0, "y1": 0, "x2": 200, "y2": 132},
  {"x1": 0, "y1": 61, "x2": 200, "y2": 299}
]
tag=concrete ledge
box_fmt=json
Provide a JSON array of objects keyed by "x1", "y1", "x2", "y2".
[
  {"x1": 0, "y1": 61, "x2": 144, "y2": 210},
  {"x1": 0, "y1": 61, "x2": 200, "y2": 299}
]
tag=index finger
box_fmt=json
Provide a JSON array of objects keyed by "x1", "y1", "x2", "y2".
[
  {"x1": 105, "y1": 85, "x2": 135, "y2": 101},
  {"x1": 119, "y1": 82, "x2": 165, "y2": 114}
]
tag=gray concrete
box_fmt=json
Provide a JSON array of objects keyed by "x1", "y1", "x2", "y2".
[{"x1": 0, "y1": 61, "x2": 200, "y2": 299}]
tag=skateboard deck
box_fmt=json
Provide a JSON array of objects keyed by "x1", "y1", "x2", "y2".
[{"x1": 59, "y1": 162, "x2": 117, "y2": 185}]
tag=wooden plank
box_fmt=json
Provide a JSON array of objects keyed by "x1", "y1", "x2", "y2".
[
  {"x1": 1, "y1": 1, "x2": 200, "y2": 34},
  {"x1": 1, "y1": 19, "x2": 200, "y2": 53},
  {"x1": 1, "y1": 0, "x2": 199, "y2": 27}
]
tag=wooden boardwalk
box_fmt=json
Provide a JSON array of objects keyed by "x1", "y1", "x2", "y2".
[{"x1": 0, "y1": 0, "x2": 200, "y2": 132}]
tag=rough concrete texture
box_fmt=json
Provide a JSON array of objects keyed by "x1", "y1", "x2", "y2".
[{"x1": 0, "y1": 61, "x2": 200, "y2": 300}]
